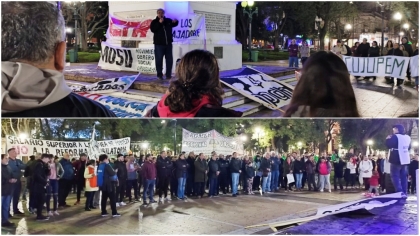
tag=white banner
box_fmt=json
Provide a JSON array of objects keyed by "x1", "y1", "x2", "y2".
[
  {"x1": 98, "y1": 42, "x2": 157, "y2": 73},
  {"x1": 71, "y1": 75, "x2": 139, "y2": 94},
  {"x1": 181, "y1": 129, "x2": 243, "y2": 156},
  {"x1": 220, "y1": 67, "x2": 294, "y2": 110},
  {"x1": 76, "y1": 92, "x2": 155, "y2": 118},
  {"x1": 5, "y1": 135, "x2": 131, "y2": 158},
  {"x1": 410, "y1": 55, "x2": 419, "y2": 77},
  {"x1": 107, "y1": 13, "x2": 206, "y2": 43},
  {"x1": 342, "y1": 56, "x2": 411, "y2": 79}
]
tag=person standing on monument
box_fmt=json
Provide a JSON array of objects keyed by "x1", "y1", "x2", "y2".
[
  {"x1": 386, "y1": 124, "x2": 411, "y2": 198},
  {"x1": 150, "y1": 8, "x2": 179, "y2": 80}
]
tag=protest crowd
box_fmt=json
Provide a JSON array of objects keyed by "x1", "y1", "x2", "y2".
[{"x1": 2, "y1": 144, "x2": 418, "y2": 227}]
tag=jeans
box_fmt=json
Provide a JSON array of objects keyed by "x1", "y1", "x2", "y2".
[
  {"x1": 415, "y1": 76, "x2": 419, "y2": 86},
  {"x1": 262, "y1": 172, "x2": 272, "y2": 192},
  {"x1": 231, "y1": 173, "x2": 240, "y2": 194},
  {"x1": 194, "y1": 182, "x2": 205, "y2": 197},
  {"x1": 154, "y1": 44, "x2": 173, "y2": 78},
  {"x1": 319, "y1": 174, "x2": 331, "y2": 191},
  {"x1": 85, "y1": 191, "x2": 95, "y2": 209},
  {"x1": 289, "y1": 57, "x2": 298, "y2": 67},
  {"x1": 58, "y1": 178, "x2": 73, "y2": 206},
  {"x1": 271, "y1": 170, "x2": 279, "y2": 191},
  {"x1": 11, "y1": 181, "x2": 22, "y2": 213},
  {"x1": 177, "y1": 177, "x2": 186, "y2": 199},
  {"x1": 390, "y1": 164, "x2": 408, "y2": 194},
  {"x1": 295, "y1": 173, "x2": 303, "y2": 189},
  {"x1": 334, "y1": 176, "x2": 344, "y2": 190},
  {"x1": 143, "y1": 179, "x2": 156, "y2": 202},
  {"x1": 126, "y1": 179, "x2": 139, "y2": 201},
  {"x1": 209, "y1": 177, "x2": 218, "y2": 196},
  {"x1": 46, "y1": 179, "x2": 59, "y2": 212},
  {"x1": 1, "y1": 195, "x2": 12, "y2": 223},
  {"x1": 307, "y1": 173, "x2": 316, "y2": 190}
]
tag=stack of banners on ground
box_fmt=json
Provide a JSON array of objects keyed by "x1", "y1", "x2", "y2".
[
  {"x1": 220, "y1": 67, "x2": 294, "y2": 110},
  {"x1": 70, "y1": 75, "x2": 139, "y2": 93},
  {"x1": 107, "y1": 13, "x2": 206, "y2": 43},
  {"x1": 181, "y1": 129, "x2": 244, "y2": 156},
  {"x1": 76, "y1": 92, "x2": 155, "y2": 117},
  {"x1": 98, "y1": 42, "x2": 158, "y2": 73},
  {"x1": 5, "y1": 135, "x2": 131, "y2": 158},
  {"x1": 342, "y1": 55, "x2": 419, "y2": 79}
]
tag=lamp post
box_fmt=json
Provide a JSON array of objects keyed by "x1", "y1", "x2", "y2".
[
  {"x1": 66, "y1": 1, "x2": 85, "y2": 62},
  {"x1": 172, "y1": 119, "x2": 177, "y2": 155},
  {"x1": 394, "y1": 12, "x2": 402, "y2": 43},
  {"x1": 403, "y1": 23, "x2": 409, "y2": 37},
  {"x1": 241, "y1": 1, "x2": 258, "y2": 62},
  {"x1": 345, "y1": 24, "x2": 352, "y2": 45},
  {"x1": 367, "y1": 139, "x2": 373, "y2": 155},
  {"x1": 297, "y1": 141, "x2": 303, "y2": 155},
  {"x1": 254, "y1": 127, "x2": 262, "y2": 152},
  {"x1": 315, "y1": 16, "x2": 322, "y2": 50},
  {"x1": 377, "y1": 2, "x2": 385, "y2": 55},
  {"x1": 142, "y1": 143, "x2": 149, "y2": 155}
]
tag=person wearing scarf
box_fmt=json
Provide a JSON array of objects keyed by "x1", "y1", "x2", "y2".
[{"x1": 386, "y1": 124, "x2": 411, "y2": 198}]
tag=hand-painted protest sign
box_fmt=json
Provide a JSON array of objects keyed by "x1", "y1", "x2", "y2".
[
  {"x1": 76, "y1": 92, "x2": 155, "y2": 117},
  {"x1": 5, "y1": 135, "x2": 131, "y2": 158},
  {"x1": 181, "y1": 129, "x2": 243, "y2": 156},
  {"x1": 220, "y1": 67, "x2": 294, "y2": 110},
  {"x1": 410, "y1": 55, "x2": 419, "y2": 77},
  {"x1": 71, "y1": 75, "x2": 139, "y2": 94},
  {"x1": 98, "y1": 42, "x2": 158, "y2": 73},
  {"x1": 107, "y1": 13, "x2": 206, "y2": 43},
  {"x1": 342, "y1": 56, "x2": 410, "y2": 79}
]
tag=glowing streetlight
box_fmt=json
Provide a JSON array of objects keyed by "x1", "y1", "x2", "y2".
[
  {"x1": 394, "y1": 12, "x2": 402, "y2": 21},
  {"x1": 403, "y1": 23, "x2": 409, "y2": 30},
  {"x1": 241, "y1": 0, "x2": 254, "y2": 7},
  {"x1": 241, "y1": 136, "x2": 247, "y2": 141},
  {"x1": 66, "y1": 27, "x2": 72, "y2": 33},
  {"x1": 142, "y1": 143, "x2": 148, "y2": 149},
  {"x1": 164, "y1": 147, "x2": 167, "y2": 151},
  {"x1": 339, "y1": 144, "x2": 343, "y2": 148},
  {"x1": 19, "y1": 133, "x2": 28, "y2": 139},
  {"x1": 367, "y1": 140, "x2": 374, "y2": 146},
  {"x1": 345, "y1": 24, "x2": 352, "y2": 30},
  {"x1": 412, "y1": 141, "x2": 419, "y2": 147},
  {"x1": 297, "y1": 141, "x2": 303, "y2": 147},
  {"x1": 399, "y1": 32, "x2": 404, "y2": 36}
]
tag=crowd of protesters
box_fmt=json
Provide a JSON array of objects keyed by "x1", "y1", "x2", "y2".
[{"x1": 2, "y1": 147, "x2": 418, "y2": 227}]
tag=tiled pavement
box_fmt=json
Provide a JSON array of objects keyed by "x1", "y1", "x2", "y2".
[{"x1": 2, "y1": 189, "x2": 417, "y2": 235}]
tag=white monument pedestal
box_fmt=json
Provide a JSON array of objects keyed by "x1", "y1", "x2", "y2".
[{"x1": 108, "y1": 1, "x2": 242, "y2": 73}]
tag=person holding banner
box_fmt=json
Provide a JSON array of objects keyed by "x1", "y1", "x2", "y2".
[
  {"x1": 383, "y1": 41, "x2": 394, "y2": 83},
  {"x1": 331, "y1": 40, "x2": 347, "y2": 59},
  {"x1": 150, "y1": 8, "x2": 178, "y2": 80},
  {"x1": 401, "y1": 37, "x2": 413, "y2": 81},
  {"x1": 366, "y1": 41, "x2": 380, "y2": 81},
  {"x1": 386, "y1": 43, "x2": 404, "y2": 87},
  {"x1": 386, "y1": 124, "x2": 411, "y2": 198},
  {"x1": 355, "y1": 38, "x2": 370, "y2": 80}
]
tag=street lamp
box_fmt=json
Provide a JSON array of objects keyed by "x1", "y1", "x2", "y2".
[
  {"x1": 394, "y1": 12, "x2": 402, "y2": 43},
  {"x1": 377, "y1": 1, "x2": 385, "y2": 55},
  {"x1": 254, "y1": 127, "x2": 263, "y2": 152},
  {"x1": 315, "y1": 16, "x2": 322, "y2": 50},
  {"x1": 241, "y1": 136, "x2": 247, "y2": 141},
  {"x1": 241, "y1": 1, "x2": 258, "y2": 62},
  {"x1": 172, "y1": 119, "x2": 177, "y2": 155},
  {"x1": 19, "y1": 133, "x2": 28, "y2": 139},
  {"x1": 66, "y1": 27, "x2": 72, "y2": 33},
  {"x1": 413, "y1": 141, "x2": 419, "y2": 147},
  {"x1": 367, "y1": 139, "x2": 373, "y2": 155},
  {"x1": 403, "y1": 23, "x2": 409, "y2": 31}
]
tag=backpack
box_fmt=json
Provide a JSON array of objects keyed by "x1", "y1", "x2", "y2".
[
  {"x1": 344, "y1": 44, "x2": 352, "y2": 56},
  {"x1": 97, "y1": 163, "x2": 106, "y2": 187}
]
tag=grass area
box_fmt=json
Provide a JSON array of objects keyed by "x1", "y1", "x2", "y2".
[
  {"x1": 242, "y1": 50, "x2": 289, "y2": 62},
  {"x1": 66, "y1": 52, "x2": 101, "y2": 63}
]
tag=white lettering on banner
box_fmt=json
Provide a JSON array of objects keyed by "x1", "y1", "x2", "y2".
[
  {"x1": 410, "y1": 55, "x2": 419, "y2": 77},
  {"x1": 5, "y1": 136, "x2": 131, "y2": 158},
  {"x1": 221, "y1": 67, "x2": 294, "y2": 110},
  {"x1": 76, "y1": 92, "x2": 154, "y2": 117},
  {"x1": 71, "y1": 75, "x2": 138, "y2": 94},
  {"x1": 342, "y1": 56, "x2": 411, "y2": 79}
]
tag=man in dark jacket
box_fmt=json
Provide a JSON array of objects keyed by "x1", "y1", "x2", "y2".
[
  {"x1": 31, "y1": 154, "x2": 50, "y2": 221},
  {"x1": 98, "y1": 154, "x2": 120, "y2": 217},
  {"x1": 156, "y1": 151, "x2": 173, "y2": 202},
  {"x1": 208, "y1": 154, "x2": 220, "y2": 197},
  {"x1": 24, "y1": 154, "x2": 39, "y2": 214},
  {"x1": 7, "y1": 148, "x2": 25, "y2": 215},
  {"x1": 408, "y1": 154, "x2": 418, "y2": 194},
  {"x1": 387, "y1": 43, "x2": 405, "y2": 87},
  {"x1": 305, "y1": 155, "x2": 317, "y2": 191},
  {"x1": 288, "y1": 39, "x2": 299, "y2": 68},
  {"x1": 149, "y1": 8, "x2": 179, "y2": 80},
  {"x1": 58, "y1": 153, "x2": 74, "y2": 208},
  {"x1": 2, "y1": 154, "x2": 16, "y2": 227},
  {"x1": 73, "y1": 153, "x2": 87, "y2": 205},
  {"x1": 229, "y1": 152, "x2": 242, "y2": 197},
  {"x1": 366, "y1": 41, "x2": 380, "y2": 80},
  {"x1": 260, "y1": 154, "x2": 272, "y2": 194},
  {"x1": 355, "y1": 38, "x2": 370, "y2": 79},
  {"x1": 114, "y1": 154, "x2": 128, "y2": 206},
  {"x1": 1, "y1": 2, "x2": 115, "y2": 118},
  {"x1": 22, "y1": 155, "x2": 36, "y2": 201},
  {"x1": 186, "y1": 153, "x2": 196, "y2": 197},
  {"x1": 401, "y1": 37, "x2": 413, "y2": 81},
  {"x1": 142, "y1": 154, "x2": 157, "y2": 205},
  {"x1": 377, "y1": 154, "x2": 385, "y2": 193},
  {"x1": 386, "y1": 124, "x2": 411, "y2": 198},
  {"x1": 270, "y1": 152, "x2": 280, "y2": 192},
  {"x1": 333, "y1": 157, "x2": 346, "y2": 191},
  {"x1": 194, "y1": 153, "x2": 208, "y2": 198},
  {"x1": 218, "y1": 155, "x2": 229, "y2": 194}
]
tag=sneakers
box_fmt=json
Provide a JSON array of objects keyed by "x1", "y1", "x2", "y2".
[
  {"x1": 74, "y1": 201, "x2": 80, "y2": 205},
  {"x1": 48, "y1": 211, "x2": 54, "y2": 216},
  {"x1": 14, "y1": 211, "x2": 24, "y2": 215},
  {"x1": 112, "y1": 213, "x2": 121, "y2": 217},
  {"x1": 165, "y1": 197, "x2": 172, "y2": 201},
  {"x1": 158, "y1": 198, "x2": 163, "y2": 203},
  {"x1": 157, "y1": 76, "x2": 164, "y2": 81},
  {"x1": 53, "y1": 211, "x2": 60, "y2": 216},
  {"x1": 320, "y1": 189, "x2": 324, "y2": 192},
  {"x1": 120, "y1": 202, "x2": 127, "y2": 206},
  {"x1": 142, "y1": 202, "x2": 148, "y2": 206},
  {"x1": 36, "y1": 215, "x2": 49, "y2": 221},
  {"x1": 116, "y1": 202, "x2": 120, "y2": 207},
  {"x1": 328, "y1": 190, "x2": 332, "y2": 193},
  {"x1": 150, "y1": 200, "x2": 157, "y2": 204},
  {"x1": 1, "y1": 221, "x2": 15, "y2": 227},
  {"x1": 101, "y1": 213, "x2": 109, "y2": 217}
]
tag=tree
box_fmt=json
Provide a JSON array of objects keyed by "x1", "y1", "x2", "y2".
[
  {"x1": 257, "y1": 2, "x2": 288, "y2": 49},
  {"x1": 62, "y1": 1, "x2": 108, "y2": 51},
  {"x1": 236, "y1": 3, "x2": 249, "y2": 50},
  {"x1": 387, "y1": 2, "x2": 419, "y2": 49}
]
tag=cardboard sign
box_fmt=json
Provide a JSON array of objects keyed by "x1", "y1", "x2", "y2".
[{"x1": 71, "y1": 75, "x2": 138, "y2": 94}]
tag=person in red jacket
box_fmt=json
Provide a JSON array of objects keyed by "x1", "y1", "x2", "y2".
[
  {"x1": 369, "y1": 170, "x2": 380, "y2": 196},
  {"x1": 141, "y1": 154, "x2": 157, "y2": 206}
]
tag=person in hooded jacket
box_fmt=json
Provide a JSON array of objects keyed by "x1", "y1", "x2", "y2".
[
  {"x1": 270, "y1": 152, "x2": 281, "y2": 192},
  {"x1": 73, "y1": 153, "x2": 87, "y2": 206},
  {"x1": 98, "y1": 154, "x2": 120, "y2": 217},
  {"x1": 366, "y1": 41, "x2": 380, "y2": 80},
  {"x1": 387, "y1": 43, "x2": 405, "y2": 87},
  {"x1": 305, "y1": 155, "x2": 317, "y2": 191},
  {"x1": 217, "y1": 155, "x2": 229, "y2": 194},
  {"x1": 170, "y1": 156, "x2": 178, "y2": 198},
  {"x1": 293, "y1": 156, "x2": 305, "y2": 191},
  {"x1": 186, "y1": 152, "x2": 196, "y2": 196},
  {"x1": 32, "y1": 154, "x2": 51, "y2": 221},
  {"x1": 114, "y1": 154, "x2": 128, "y2": 206},
  {"x1": 229, "y1": 153, "x2": 242, "y2": 197},
  {"x1": 260, "y1": 153, "x2": 272, "y2": 193},
  {"x1": 126, "y1": 156, "x2": 140, "y2": 203},
  {"x1": 333, "y1": 156, "x2": 346, "y2": 191},
  {"x1": 156, "y1": 151, "x2": 173, "y2": 203},
  {"x1": 245, "y1": 159, "x2": 255, "y2": 195},
  {"x1": 208, "y1": 154, "x2": 220, "y2": 198},
  {"x1": 283, "y1": 156, "x2": 294, "y2": 191},
  {"x1": 2, "y1": 154, "x2": 16, "y2": 227},
  {"x1": 175, "y1": 154, "x2": 189, "y2": 200},
  {"x1": 83, "y1": 159, "x2": 98, "y2": 211},
  {"x1": 194, "y1": 153, "x2": 209, "y2": 198},
  {"x1": 253, "y1": 154, "x2": 262, "y2": 191},
  {"x1": 401, "y1": 37, "x2": 413, "y2": 81}
]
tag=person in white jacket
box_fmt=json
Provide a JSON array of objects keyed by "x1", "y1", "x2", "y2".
[
  {"x1": 84, "y1": 160, "x2": 99, "y2": 211},
  {"x1": 359, "y1": 156, "x2": 373, "y2": 190},
  {"x1": 346, "y1": 156, "x2": 357, "y2": 189}
]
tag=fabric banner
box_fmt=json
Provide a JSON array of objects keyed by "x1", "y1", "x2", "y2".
[
  {"x1": 220, "y1": 67, "x2": 294, "y2": 110},
  {"x1": 76, "y1": 92, "x2": 155, "y2": 117},
  {"x1": 71, "y1": 75, "x2": 139, "y2": 93},
  {"x1": 98, "y1": 42, "x2": 157, "y2": 73},
  {"x1": 5, "y1": 135, "x2": 131, "y2": 158},
  {"x1": 107, "y1": 13, "x2": 206, "y2": 43},
  {"x1": 181, "y1": 129, "x2": 243, "y2": 156},
  {"x1": 410, "y1": 55, "x2": 419, "y2": 77},
  {"x1": 342, "y1": 56, "x2": 411, "y2": 79}
]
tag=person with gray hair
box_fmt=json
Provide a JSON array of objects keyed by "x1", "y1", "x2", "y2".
[{"x1": 1, "y1": 2, "x2": 115, "y2": 117}]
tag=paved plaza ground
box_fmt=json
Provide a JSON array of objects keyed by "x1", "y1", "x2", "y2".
[
  {"x1": 2, "y1": 188, "x2": 417, "y2": 235},
  {"x1": 64, "y1": 61, "x2": 418, "y2": 118}
]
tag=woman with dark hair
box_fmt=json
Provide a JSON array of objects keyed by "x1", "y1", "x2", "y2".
[
  {"x1": 383, "y1": 40, "x2": 393, "y2": 56},
  {"x1": 366, "y1": 41, "x2": 380, "y2": 81},
  {"x1": 147, "y1": 49, "x2": 242, "y2": 117},
  {"x1": 283, "y1": 51, "x2": 360, "y2": 117},
  {"x1": 351, "y1": 42, "x2": 360, "y2": 57}
]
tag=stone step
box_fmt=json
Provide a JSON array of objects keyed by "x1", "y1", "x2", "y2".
[{"x1": 233, "y1": 102, "x2": 266, "y2": 117}]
